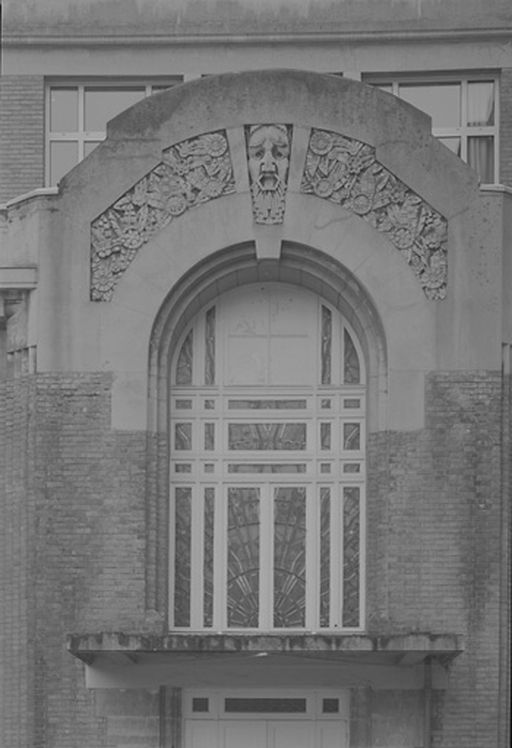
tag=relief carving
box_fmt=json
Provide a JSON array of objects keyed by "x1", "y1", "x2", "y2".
[
  {"x1": 246, "y1": 124, "x2": 291, "y2": 224},
  {"x1": 91, "y1": 131, "x2": 235, "y2": 301},
  {"x1": 300, "y1": 129, "x2": 448, "y2": 300}
]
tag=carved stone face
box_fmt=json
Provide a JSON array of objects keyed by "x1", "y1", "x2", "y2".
[{"x1": 248, "y1": 125, "x2": 290, "y2": 193}]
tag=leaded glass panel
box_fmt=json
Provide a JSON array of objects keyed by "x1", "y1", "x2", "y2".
[
  {"x1": 344, "y1": 329, "x2": 360, "y2": 384},
  {"x1": 203, "y1": 488, "x2": 215, "y2": 627},
  {"x1": 176, "y1": 330, "x2": 193, "y2": 385},
  {"x1": 228, "y1": 423, "x2": 307, "y2": 450},
  {"x1": 319, "y1": 487, "x2": 330, "y2": 627},
  {"x1": 204, "y1": 423, "x2": 215, "y2": 450},
  {"x1": 343, "y1": 423, "x2": 360, "y2": 450},
  {"x1": 205, "y1": 306, "x2": 216, "y2": 385},
  {"x1": 228, "y1": 399, "x2": 307, "y2": 409},
  {"x1": 175, "y1": 423, "x2": 192, "y2": 450},
  {"x1": 343, "y1": 486, "x2": 360, "y2": 627},
  {"x1": 273, "y1": 486, "x2": 306, "y2": 628},
  {"x1": 228, "y1": 464, "x2": 307, "y2": 473},
  {"x1": 320, "y1": 423, "x2": 331, "y2": 450},
  {"x1": 174, "y1": 487, "x2": 192, "y2": 626},
  {"x1": 321, "y1": 306, "x2": 332, "y2": 385},
  {"x1": 227, "y1": 487, "x2": 260, "y2": 628}
]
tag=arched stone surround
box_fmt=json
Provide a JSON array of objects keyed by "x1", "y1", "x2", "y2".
[{"x1": 37, "y1": 70, "x2": 487, "y2": 436}]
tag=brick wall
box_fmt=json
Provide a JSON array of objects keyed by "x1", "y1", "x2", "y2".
[
  {"x1": 0, "y1": 378, "x2": 35, "y2": 747},
  {"x1": 0, "y1": 76, "x2": 45, "y2": 204},
  {"x1": 0, "y1": 370, "x2": 507, "y2": 746},
  {"x1": 500, "y1": 69, "x2": 512, "y2": 187},
  {"x1": 367, "y1": 372, "x2": 503, "y2": 748}
]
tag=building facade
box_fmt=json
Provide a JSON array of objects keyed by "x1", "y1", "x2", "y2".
[{"x1": 0, "y1": 2, "x2": 511, "y2": 747}]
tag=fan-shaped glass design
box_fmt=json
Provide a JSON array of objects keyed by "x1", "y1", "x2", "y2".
[
  {"x1": 273, "y1": 487, "x2": 306, "y2": 627},
  {"x1": 227, "y1": 487, "x2": 260, "y2": 627}
]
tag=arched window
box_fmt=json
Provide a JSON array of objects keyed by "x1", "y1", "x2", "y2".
[{"x1": 169, "y1": 283, "x2": 365, "y2": 631}]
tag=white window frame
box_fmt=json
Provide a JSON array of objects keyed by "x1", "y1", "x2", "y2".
[
  {"x1": 45, "y1": 78, "x2": 183, "y2": 185},
  {"x1": 363, "y1": 72, "x2": 500, "y2": 184},
  {"x1": 168, "y1": 288, "x2": 367, "y2": 634}
]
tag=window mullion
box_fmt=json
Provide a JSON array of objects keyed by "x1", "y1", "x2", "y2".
[{"x1": 190, "y1": 484, "x2": 204, "y2": 628}]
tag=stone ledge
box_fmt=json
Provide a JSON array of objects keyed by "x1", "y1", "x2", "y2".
[{"x1": 68, "y1": 631, "x2": 463, "y2": 662}]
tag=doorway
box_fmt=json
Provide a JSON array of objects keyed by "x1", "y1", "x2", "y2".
[{"x1": 183, "y1": 690, "x2": 349, "y2": 748}]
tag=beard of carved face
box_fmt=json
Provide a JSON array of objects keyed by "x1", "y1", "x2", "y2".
[{"x1": 251, "y1": 177, "x2": 287, "y2": 223}]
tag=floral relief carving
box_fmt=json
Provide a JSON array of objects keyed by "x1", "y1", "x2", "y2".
[
  {"x1": 245, "y1": 124, "x2": 291, "y2": 224},
  {"x1": 300, "y1": 129, "x2": 448, "y2": 300},
  {"x1": 90, "y1": 131, "x2": 235, "y2": 301}
]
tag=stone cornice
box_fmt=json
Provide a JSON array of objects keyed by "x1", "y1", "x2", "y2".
[{"x1": 4, "y1": 27, "x2": 512, "y2": 47}]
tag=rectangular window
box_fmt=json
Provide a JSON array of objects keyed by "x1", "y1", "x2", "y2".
[
  {"x1": 46, "y1": 79, "x2": 183, "y2": 185},
  {"x1": 364, "y1": 74, "x2": 499, "y2": 183}
]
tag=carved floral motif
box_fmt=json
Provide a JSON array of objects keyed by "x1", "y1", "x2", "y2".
[
  {"x1": 300, "y1": 129, "x2": 448, "y2": 300},
  {"x1": 246, "y1": 124, "x2": 291, "y2": 224},
  {"x1": 91, "y1": 131, "x2": 235, "y2": 301}
]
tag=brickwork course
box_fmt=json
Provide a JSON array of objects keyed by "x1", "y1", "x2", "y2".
[
  {"x1": 0, "y1": 77, "x2": 45, "y2": 204},
  {"x1": 0, "y1": 370, "x2": 508, "y2": 746}
]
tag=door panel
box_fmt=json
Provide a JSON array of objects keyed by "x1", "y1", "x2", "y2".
[
  {"x1": 222, "y1": 720, "x2": 266, "y2": 748},
  {"x1": 185, "y1": 720, "x2": 218, "y2": 748},
  {"x1": 317, "y1": 721, "x2": 348, "y2": 748},
  {"x1": 268, "y1": 720, "x2": 315, "y2": 748}
]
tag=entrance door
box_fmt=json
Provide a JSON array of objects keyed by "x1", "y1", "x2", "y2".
[{"x1": 183, "y1": 690, "x2": 349, "y2": 748}]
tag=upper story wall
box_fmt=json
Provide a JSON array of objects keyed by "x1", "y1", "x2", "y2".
[
  {"x1": 4, "y1": 0, "x2": 512, "y2": 35},
  {"x1": 3, "y1": 0, "x2": 512, "y2": 76}
]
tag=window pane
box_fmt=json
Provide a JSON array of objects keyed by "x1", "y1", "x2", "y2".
[
  {"x1": 227, "y1": 487, "x2": 260, "y2": 627},
  {"x1": 438, "y1": 137, "x2": 461, "y2": 157},
  {"x1": 50, "y1": 141, "x2": 78, "y2": 184},
  {"x1": 174, "y1": 487, "x2": 192, "y2": 627},
  {"x1": 468, "y1": 136, "x2": 495, "y2": 182},
  {"x1": 399, "y1": 83, "x2": 461, "y2": 127},
  {"x1": 50, "y1": 88, "x2": 78, "y2": 132},
  {"x1": 228, "y1": 423, "x2": 307, "y2": 450},
  {"x1": 273, "y1": 486, "x2": 306, "y2": 628},
  {"x1": 84, "y1": 88, "x2": 145, "y2": 131},
  {"x1": 468, "y1": 81, "x2": 494, "y2": 126},
  {"x1": 225, "y1": 698, "x2": 306, "y2": 713},
  {"x1": 84, "y1": 141, "x2": 102, "y2": 157},
  {"x1": 343, "y1": 487, "x2": 360, "y2": 627},
  {"x1": 203, "y1": 488, "x2": 215, "y2": 628},
  {"x1": 319, "y1": 487, "x2": 330, "y2": 627}
]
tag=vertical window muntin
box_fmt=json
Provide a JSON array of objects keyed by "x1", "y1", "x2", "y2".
[
  {"x1": 46, "y1": 79, "x2": 182, "y2": 185},
  {"x1": 169, "y1": 288, "x2": 366, "y2": 632},
  {"x1": 365, "y1": 74, "x2": 499, "y2": 184}
]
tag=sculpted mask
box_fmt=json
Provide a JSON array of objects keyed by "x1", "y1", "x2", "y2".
[{"x1": 246, "y1": 124, "x2": 291, "y2": 223}]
